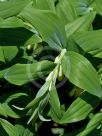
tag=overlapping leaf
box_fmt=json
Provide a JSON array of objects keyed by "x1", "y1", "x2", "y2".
[
  {"x1": 65, "y1": 12, "x2": 95, "y2": 38},
  {"x1": 0, "y1": 17, "x2": 24, "y2": 28},
  {"x1": 49, "y1": 85, "x2": 61, "y2": 122},
  {"x1": 60, "y1": 98, "x2": 92, "y2": 124},
  {"x1": 33, "y1": 0, "x2": 55, "y2": 11},
  {"x1": 77, "y1": 113, "x2": 102, "y2": 136},
  {"x1": 0, "y1": 93, "x2": 28, "y2": 118},
  {"x1": 15, "y1": 124, "x2": 34, "y2": 136},
  {"x1": 0, "y1": 118, "x2": 18, "y2": 136},
  {"x1": 70, "y1": 0, "x2": 95, "y2": 16},
  {"x1": 0, "y1": 0, "x2": 30, "y2": 18},
  {"x1": 0, "y1": 119, "x2": 34, "y2": 136},
  {"x1": 95, "y1": 0, "x2": 102, "y2": 15},
  {"x1": 62, "y1": 51, "x2": 102, "y2": 97},
  {"x1": 25, "y1": 81, "x2": 50, "y2": 109},
  {"x1": 19, "y1": 5, "x2": 66, "y2": 50},
  {"x1": 56, "y1": 0, "x2": 77, "y2": 24},
  {"x1": 0, "y1": 46, "x2": 18, "y2": 62},
  {"x1": 60, "y1": 92, "x2": 100, "y2": 124},
  {"x1": 4, "y1": 60, "x2": 55, "y2": 85},
  {"x1": 73, "y1": 30, "x2": 102, "y2": 53}
]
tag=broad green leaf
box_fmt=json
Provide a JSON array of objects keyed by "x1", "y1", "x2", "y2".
[
  {"x1": 25, "y1": 81, "x2": 50, "y2": 109},
  {"x1": 98, "y1": 67, "x2": 102, "y2": 75},
  {"x1": 0, "y1": 68, "x2": 9, "y2": 78},
  {"x1": 0, "y1": 118, "x2": 18, "y2": 136},
  {"x1": 93, "y1": 50, "x2": 102, "y2": 58},
  {"x1": 19, "y1": 5, "x2": 66, "y2": 50},
  {"x1": 95, "y1": 0, "x2": 102, "y2": 15},
  {"x1": 49, "y1": 85, "x2": 61, "y2": 122},
  {"x1": 33, "y1": 0, "x2": 55, "y2": 11},
  {"x1": 0, "y1": 17, "x2": 24, "y2": 28},
  {"x1": 0, "y1": 125, "x2": 8, "y2": 136},
  {"x1": 0, "y1": 46, "x2": 5, "y2": 62},
  {"x1": 62, "y1": 51, "x2": 102, "y2": 98},
  {"x1": 56, "y1": 0, "x2": 77, "y2": 24},
  {"x1": 1, "y1": 46, "x2": 18, "y2": 62},
  {"x1": 70, "y1": 0, "x2": 94, "y2": 16},
  {"x1": 25, "y1": 34, "x2": 42, "y2": 46},
  {"x1": 88, "y1": 48, "x2": 102, "y2": 58},
  {"x1": 60, "y1": 92, "x2": 100, "y2": 124},
  {"x1": 65, "y1": 12, "x2": 95, "y2": 38},
  {"x1": 65, "y1": 12, "x2": 95, "y2": 52},
  {"x1": 60, "y1": 97, "x2": 93, "y2": 124},
  {"x1": 77, "y1": 113, "x2": 102, "y2": 136},
  {"x1": 0, "y1": 0, "x2": 30, "y2": 18},
  {"x1": 0, "y1": 103, "x2": 20, "y2": 118},
  {"x1": 0, "y1": 93, "x2": 28, "y2": 118},
  {"x1": 4, "y1": 60, "x2": 55, "y2": 85},
  {"x1": 88, "y1": 48, "x2": 102, "y2": 55},
  {"x1": 73, "y1": 30, "x2": 102, "y2": 53},
  {"x1": 15, "y1": 124, "x2": 34, "y2": 136}
]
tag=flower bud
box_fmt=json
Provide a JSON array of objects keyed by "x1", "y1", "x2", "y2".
[{"x1": 57, "y1": 65, "x2": 64, "y2": 81}]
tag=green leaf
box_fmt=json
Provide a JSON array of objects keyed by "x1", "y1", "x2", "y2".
[
  {"x1": 70, "y1": 0, "x2": 94, "y2": 16},
  {"x1": 0, "y1": 125, "x2": 8, "y2": 136},
  {"x1": 77, "y1": 113, "x2": 102, "y2": 136},
  {"x1": 25, "y1": 81, "x2": 50, "y2": 109},
  {"x1": 15, "y1": 124, "x2": 34, "y2": 136},
  {"x1": 65, "y1": 12, "x2": 95, "y2": 38},
  {"x1": 0, "y1": 0, "x2": 30, "y2": 18},
  {"x1": 27, "y1": 106, "x2": 39, "y2": 125},
  {"x1": 0, "y1": 68, "x2": 9, "y2": 78},
  {"x1": 0, "y1": 46, "x2": 5, "y2": 62},
  {"x1": 0, "y1": 92, "x2": 28, "y2": 118},
  {"x1": 60, "y1": 91, "x2": 100, "y2": 124},
  {"x1": 4, "y1": 60, "x2": 55, "y2": 85},
  {"x1": 95, "y1": 0, "x2": 102, "y2": 15},
  {"x1": 19, "y1": 5, "x2": 66, "y2": 50},
  {"x1": 62, "y1": 51, "x2": 102, "y2": 98},
  {"x1": 0, "y1": 103, "x2": 20, "y2": 118},
  {"x1": 98, "y1": 67, "x2": 102, "y2": 85},
  {"x1": 1, "y1": 46, "x2": 18, "y2": 62},
  {"x1": 5, "y1": 92, "x2": 28, "y2": 103},
  {"x1": 56, "y1": 0, "x2": 77, "y2": 24},
  {"x1": 33, "y1": 0, "x2": 55, "y2": 11},
  {"x1": 38, "y1": 94, "x2": 50, "y2": 121},
  {"x1": 73, "y1": 30, "x2": 102, "y2": 53},
  {"x1": 65, "y1": 12, "x2": 95, "y2": 52},
  {"x1": 49, "y1": 85, "x2": 61, "y2": 122},
  {"x1": 0, "y1": 118, "x2": 18, "y2": 136},
  {"x1": 88, "y1": 48, "x2": 102, "y2": 58},
  {"x1": 60, "y1": 96, "x2": 93, "y2": 124},
  {"x1": 98, "y1": 67, "x2": 102, "y2": 75},
  {"x1": 93, "y1": 50, "x2": 102, "y2": 58},
  {"x1": 0, "y1": 17, "x2": 24, "y2": 28}
]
